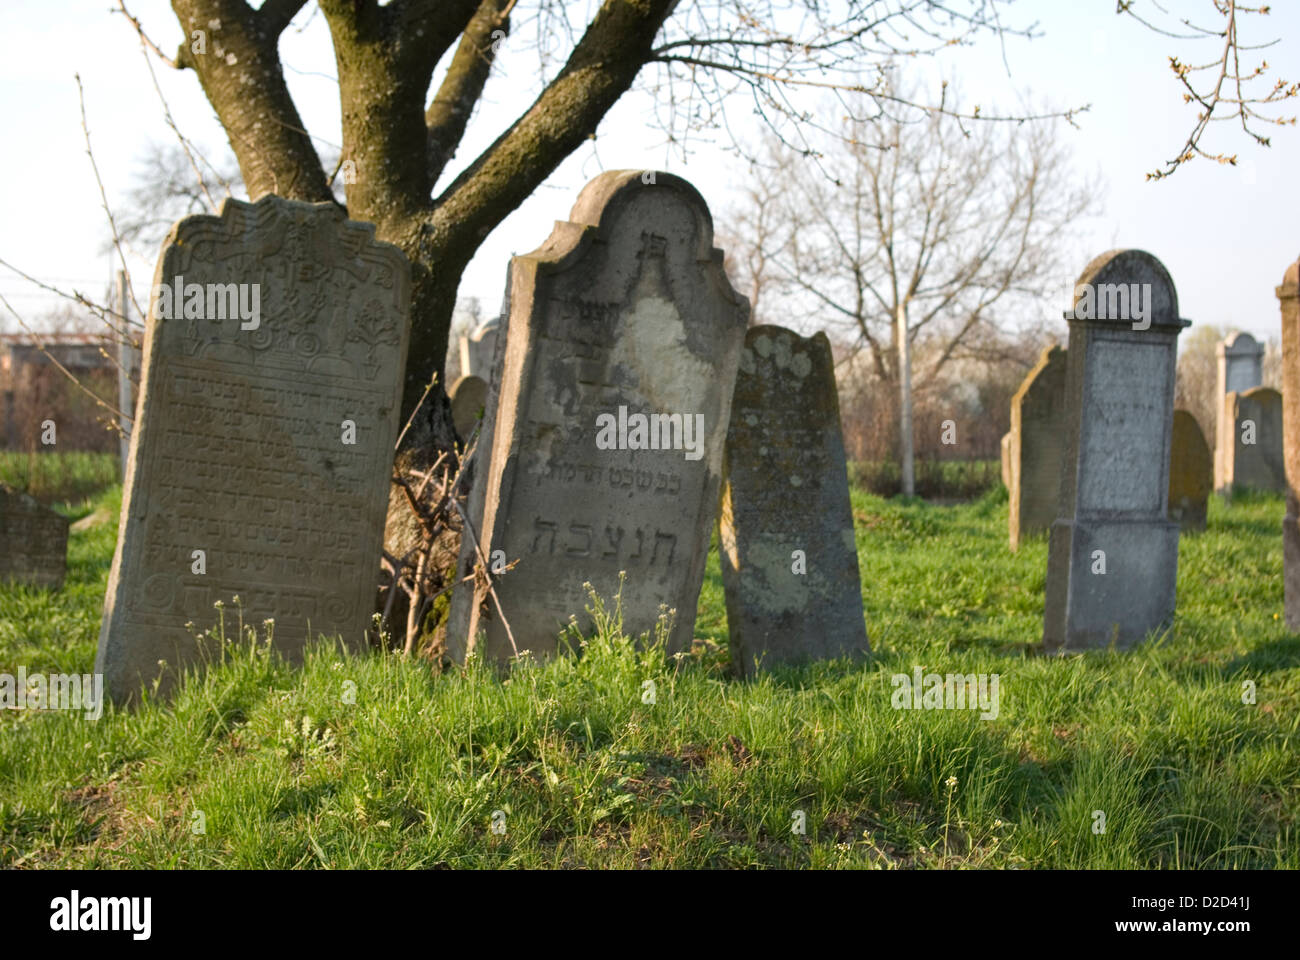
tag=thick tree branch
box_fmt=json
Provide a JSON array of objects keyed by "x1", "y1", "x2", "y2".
[
  {"x1": 426, "y1": 0, "x2": 512, "y2": 186},
  {"x1": 171, "y1": 0, "x2": 332, "y2": 202},
  {"x1": 425, "y1": 0, "x2": 677, "y2": 265},
  {"x1": 258, "y1": 0, "x2": 309, "y2": 38}
]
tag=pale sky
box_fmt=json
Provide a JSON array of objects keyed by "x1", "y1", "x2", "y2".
[{"x1": 1, "y1": 1, "x2": 1296, "y2": 346}]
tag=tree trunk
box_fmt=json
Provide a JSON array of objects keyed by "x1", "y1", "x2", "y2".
[{"x1": 897, "y1": 300, "x2": 915, "y2": 497}]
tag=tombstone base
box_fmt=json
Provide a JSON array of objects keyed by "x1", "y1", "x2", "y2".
[
  {"x1": 1043, "y1": 517, "x2": 1179, "y2": 651},
  {"x1": 1285, "y1": 510, "x2": 1300, "y2": 632}
]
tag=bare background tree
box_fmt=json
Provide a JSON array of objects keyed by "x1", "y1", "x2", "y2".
[
  {"x1": 723, "y1": 80, "x2": 1096, "y2": 493},
  {"x1": 0, "y1": 0, "x2": 1289, "y2": 646}
]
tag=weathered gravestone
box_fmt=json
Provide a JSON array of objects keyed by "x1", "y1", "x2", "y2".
[
  {"x1": 0, "y1": 483, "x2": 69, "y2": 589},
  {"x1": 449, "y1": 375, "x2": 489, "y2": 442},
  {"x1": 458, "y1": 317, "x2": 501, "y2": 383},
  {"x1": 1218, "y1": 331, "x2": 1265, "y2": 395},
  {"x1": 1218, "y1": 386, "x2": 1285, "y2": 495},
  {"x1": 1008, "y1": 345, "x2": 1067, "y2": 550},
  {"x1": 1043, "y1": 250, "x2": 1188, "y2": 652},
  {"x1": 1168, "y1": 410, "x2": 1212, "y2": 531},
  {"x1": 1000, "y1": 432, "x2": 1011, "y2": 489},
  {"x1": 1277, "y1": 258, "x2": 1300, "y2": 630},
  {"x1": 1215, "y1": 332, "x2": 1265, "y2": 491},
  {"x1": 718, "y1": 325, "x2": 869, "y2": 676},
  {"x1": 447, "y1": 171, "x2": 749, "y2": 661},
  {"x1": 97, "y1": 196, "x2": 410, "y2": 702}
]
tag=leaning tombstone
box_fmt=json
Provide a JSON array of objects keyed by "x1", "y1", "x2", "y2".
[
  {"x1": 1278, "y1": 259, "x2": 1300, "y2": 630},
  {"x1": 447, "y1": 171, "x2": 749, "y2": 662},
  {"x1": 1008, "y1": 345, "x2": 1067, "y2": 550},
  {"x1": 0, "y1": 483, "x2": 69, "y2": 589},
  {"x1": 1219, "y1": 386, "x2": 1285, "y2": 495},
  {"x1": 96, "y1": 196, "x2": 410, "y2": 702},
  {"x1": 1043, "y1": 250, "x2": 1188, "y2": 652},
  {"x1": 449, "y1": 374, "x2": 488, "y2": 442},
  {"x1": 1168, "y1": 410, "x2": 1212, "y2": 531},
  {"x1": 718, "y1": 325, "x2": 869, "y2": 676}
]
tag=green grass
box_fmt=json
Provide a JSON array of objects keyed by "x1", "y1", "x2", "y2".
[
  {"x1": 0, "y1": 451, "x2": 120, "y2": 504},
  {"x1": 850, "y1": 458, "x2": 1001, "y2": 500},
  {"x1": 0, "y1": 483, "x2": 1295, "y2": 868}
]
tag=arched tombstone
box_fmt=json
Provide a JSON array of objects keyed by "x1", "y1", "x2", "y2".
[
  {"x1": 1043, "y1": 250, "x2": 1189, "y2": 652},
  {"x1": 458, "y1": 317, "x2": 501, "y2": 382},
  {"x1": 1215, "y1": 331, "x2": 1267, "y2": 493},
  {"x1": 449, "y1": 374, "x2": 488, "y2": 443},
  {"x1": 447, "y1": 171, "x2": 749, "y2": 662},
  {"x1": 1218, "y1": 331, "x2": 1265, "y2": 395}
]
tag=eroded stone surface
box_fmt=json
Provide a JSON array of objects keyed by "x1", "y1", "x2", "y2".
[
  {"x1": 1008, "y1": 345, "x2": 1067, "y2": 550},
  {"x1": 1168, "y1": 410, "x2": 1211, "y2": 531},
  {"x1": 1043, "y1": 250, "x2": 1186, "y2": 652},
  {"x1": 1219, "y1": 386, "x2": 1285, "y2": 495},
  {"x1": 718, "y1": 325, "x2": 868, "y2": 676},
  {"x1": 0, "y1": 483, "x2": 68, "y2": 589},
  {"x1": 446, "y1": 171, "x2": 749, "y2": 661},
  {"x1": 459, "y1": 318, "x2": 500, "y2": 383},
  {"x1": 449, "y1": 375, "x2": 488, "y2": 443},
  {"x1": 96, "y1": 196, "x2": 410, "y2": 701}
]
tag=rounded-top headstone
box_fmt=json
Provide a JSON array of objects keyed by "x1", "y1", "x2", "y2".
[
  {"x1": 449, "y1": 374, "x2": 489, "y2": 441},
  {"x1": 1070, "y1": 249, "x2": 1180, "y2": 328},
  {"x1": 1044, "y1": 249, "x2": 1186, "y2": 652},
  {"x1": 446, "y1": 170, "x2": 749, "y2": 662},
  {"x1": 1221, "y1": 331, "x2": 1263, "y2": 357}
]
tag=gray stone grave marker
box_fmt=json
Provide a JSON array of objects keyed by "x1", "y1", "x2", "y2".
[
  {"x1": 1043, "y1": 249, "x2": 1188, "y2": 651},
  {"x1": 1219, "y1": 386, "x2": 1285, "y2": 494},
  {"x1": 96, "y1": 196, "x2": 410, "y2": 701},
  {"x1": 458, "y1": 317, "x2": 501, "y2": 383},
  {"x1": 1008, "y1": 345, "x2": 1068, "y2": 550},
  {"x1": 718, "y1": 325, "x2": 868, "y2": 676},
  {"x1": 449, "y1": 374, "x2": 488, "y2": 442},
  {"x1": 0, "y1": 483, "x2": 69, "y2": 589},
  {"x1": 1215, "y1": 331, "x2": 1267, "y2": 492},
  {"x1": 447, "y1": 171, "x2": 749, "y2": 661}
]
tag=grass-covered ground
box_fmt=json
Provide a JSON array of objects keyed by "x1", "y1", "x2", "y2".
[
  {"x1": 0, "y1": 451, "x2": 120, "y2": 505},
  {"x1": 0, "y1": 480, "x2": 1295, "y2": 868}
]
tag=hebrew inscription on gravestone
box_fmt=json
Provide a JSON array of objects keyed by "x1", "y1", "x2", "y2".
[
  {"x1": 447, "y1": 171, "x2": 748, "y2": 661},
  {"x1": 97, "y1": 196, "x2": 410, "y2": 702}
]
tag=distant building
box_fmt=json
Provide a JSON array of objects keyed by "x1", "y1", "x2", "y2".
[{"x1": 0, "y1": 332, "x2": 136, "y2": 452}]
